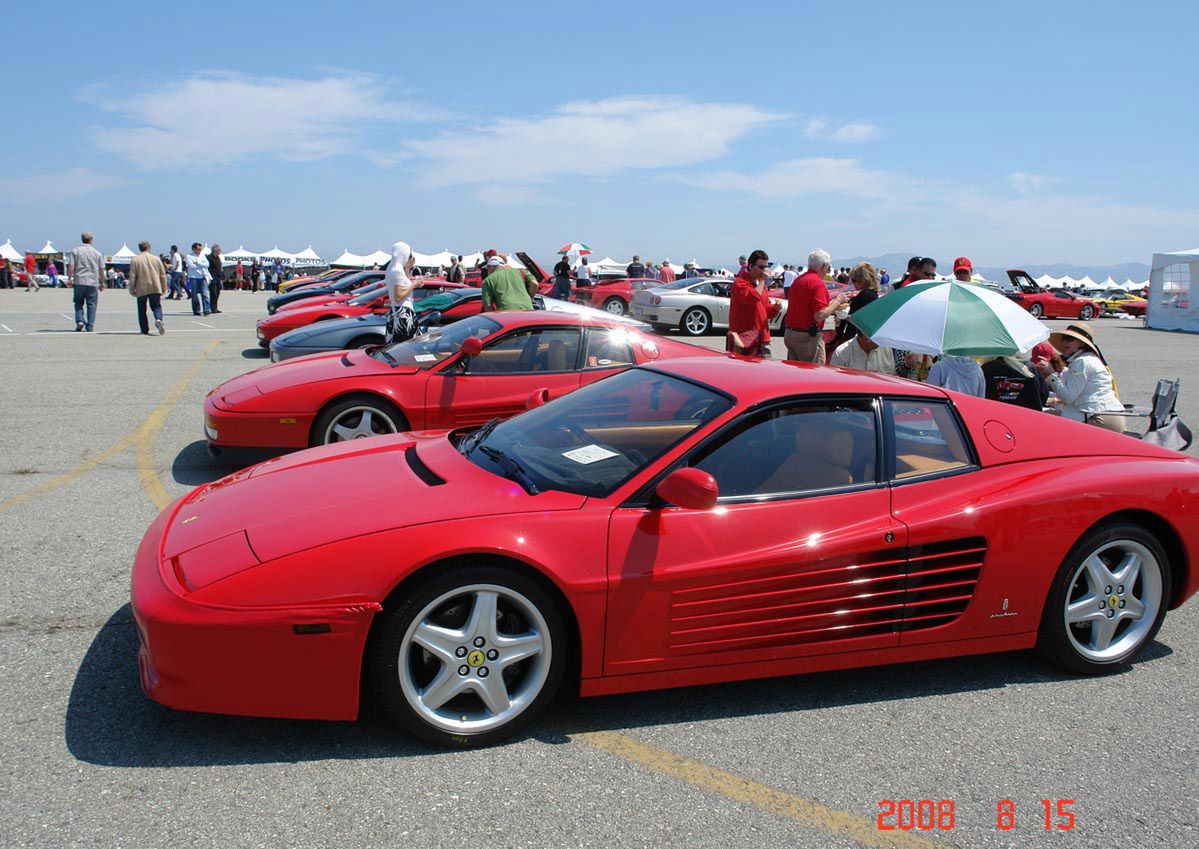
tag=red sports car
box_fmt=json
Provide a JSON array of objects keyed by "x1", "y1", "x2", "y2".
[
  {"x1": 213, "y1": 312, "x2": 712, "y2": 452},
  {"x1": 139, "y1": 356, "x2": 1199, "y2": 747},
  {"x1": 573, "y1": 277, "x2": 661, "y2": 316},
  {"x1": 256, "y1": 282, "x2": 463, "y2": 346},
  {"x1": 1006, "y1": 270, "x2": 1100, "y2": 320}
]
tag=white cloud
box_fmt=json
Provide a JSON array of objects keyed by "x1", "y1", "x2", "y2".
[
  {"x1": 1007, "y1": 171, "x2": 1056, "y2": 196},
  {"x1": 684, "y1": 157, "x2": 903, "y2": 199},
  {"x1": 406, "y1": 96, "x2": 787, "y2": 190},
  {"x1": 88, "y1": 72, "x2": 427, "y2": 170},
  {"x1": 803, "y1": 117, "x2": 880, "y2": 143},
  {"x1": 0, "y1": 168, "x2": 122, "y2": 199}
]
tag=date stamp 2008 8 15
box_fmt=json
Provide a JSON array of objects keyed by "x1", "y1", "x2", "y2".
[{"x1": 876, "y1": 799, "x2": 1076, "y2": 833}]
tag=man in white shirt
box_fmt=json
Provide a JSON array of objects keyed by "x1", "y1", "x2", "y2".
[
  {"x1": 68, "y1": 231, "x2": 106, "y2": 332},
  {"x1": 184, "y1": 242, "x2": 211, "y2": 315},
  {"x1": 575, "y1": 257, "x2": 591, "y2": 287},
  {"x1": 830, "y1": 333, "x2": 896, "y2": 374},
  {"x1": 781, "y1": 264, "x2": 798, "y2": 290},
  {"x1": 168, "y1": 246, "x2": 184, "y2": 299}
]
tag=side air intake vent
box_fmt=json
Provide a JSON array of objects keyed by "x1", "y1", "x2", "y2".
[
  {"x1": 900, "y1": 537, "x2": 986, "y2": 632},
  {"x1": 405, "y1": 446, "x2": 445, "y2": 486}
]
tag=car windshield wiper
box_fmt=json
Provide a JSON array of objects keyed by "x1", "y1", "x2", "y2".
[
  {"x1": 477, "y1": 444, "x2": 540, "y2": 495},
  {"x1": 374, "y1": 346, "x2": 398, "y2": 365},
  {"x1": 462, "y1": 417, "x2": 501, "y2": 455}
]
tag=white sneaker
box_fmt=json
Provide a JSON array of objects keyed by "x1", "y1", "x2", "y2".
[{"x1": 156, "y1": 319, "x2": 165, "y2": 335}]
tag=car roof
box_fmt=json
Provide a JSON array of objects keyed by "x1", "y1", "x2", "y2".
[
  {"x1": 646, "y1": 355, "x2": 948, "y2": 404},
  {"x1": 486, "y1": 310, "x2": 647, "y2": 331}
]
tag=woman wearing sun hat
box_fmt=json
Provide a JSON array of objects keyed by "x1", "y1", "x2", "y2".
[{"x1": 1035, "y1": 321, "x2": 1124, "y2": 432}]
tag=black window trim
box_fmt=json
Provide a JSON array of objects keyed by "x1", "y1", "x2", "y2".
[
  {"x1": 621, "y1": 393, "x2": 886, "y2": 509},
  {"x1": 882, "y1": 395, "x2": 980, "y2": 486}
]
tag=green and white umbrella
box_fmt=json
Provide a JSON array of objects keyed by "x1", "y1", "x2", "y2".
[{"x1": 849, "y1": 280, "x2": 1049, "y2": 356}]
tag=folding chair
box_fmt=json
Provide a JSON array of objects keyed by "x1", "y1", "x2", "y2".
[{"x1": 1088, "y1": 378, "x2": 1191, "y2": 450}]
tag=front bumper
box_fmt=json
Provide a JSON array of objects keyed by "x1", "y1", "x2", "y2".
[
  {"x1": 131, "y1": 502, "x2": 379, "y2": 721},
  {"x1": 204, "y1": 398, "x2": 313, "y2": 450}
]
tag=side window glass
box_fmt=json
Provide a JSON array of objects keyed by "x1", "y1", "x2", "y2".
[
  {"x1": 887, "y1": 400, "x2": 973, "y2": 480},
  {"x1": 584, "y1": 328, "x2": 635, "y2": 369},
  {"x1": 692, "y1": 402, "x2": 877, "y2": 499},
  {"x1": 468, "y1": 328, "x2": 580, "y2": 374},
  {"x1": 692, "y1": 283, "x2": 716, "y2": 297}
]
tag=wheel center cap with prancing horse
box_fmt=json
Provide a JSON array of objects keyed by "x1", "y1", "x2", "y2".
[
  {"x1": 1108, "y1": 594, "x2": 1120, "y2": 609},
  {"x1": 467, "y1": 649, "x2": 486, "y2": 668}
]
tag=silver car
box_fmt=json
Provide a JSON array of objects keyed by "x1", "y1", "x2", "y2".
[{"x1": 629, "y1": 277, "x2": 786, "y2": 337}]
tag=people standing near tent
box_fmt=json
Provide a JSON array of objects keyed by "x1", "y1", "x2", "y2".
[
  {"x1": 250, "y1": 258, "x2": 261, "y2": 293},
  {"x1": 235, "y1": 260, "x2": 244, "y2": 289},
  {"x1": 551, "y1": 254, "x2": 573, "y2": 300},
  {"x1": 167, "y1": 246, "x2": 183, "y2": 299},
  {"x1": 727, "y1": 250, "x2": 780, "y2": 358},
  {"x1": 46, "y1": 260, "x2": 59, "y2": 288},
  {"x1": 25, "y1": 252, "x2": 39, "y2": 292},
  {"x1": 384, "y1": 240, "x2": 417, "y2": 344},
  {"x1": 272, "y1": 258, "x2": 283, "y2": 291},
  {"x1": 447, "y1": 255, "x2": 465, "y2": 284},
  {"x1": 784, "y1": 248, "x2": 846, "y2": 363},
  {"x1": 184, "y1": 242, "x2": 210, "y2": 316},
  {"x1": 128, "y1": 240, "x2": 167, "y2": 336},
  {"x1": 0, "y1": 259, "x2": 13, "y2": 289},
  {"x1": 1036, "y1": 322, "x2": 1124, "y2": 432},
  {"x1": 482, "y1": 255, "x2": 536, "y2": 311},
  {"x1": 658, "y1": 259, "x2": 675, "y2": 284},
  {"x1": 575, "y1": 256, "x2": 592, "y2": 287},
  {"x1": 625, "y1": 255, "x2": 646, "y2": 278},
  {"x1": 68, "y1": 232, "x2": 105, "y2": 332},
  {"x1": 207, "y1": 244, "x2": 224, "y2": 313}
]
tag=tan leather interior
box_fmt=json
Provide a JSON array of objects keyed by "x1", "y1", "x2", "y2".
[
  {"x1": 759, "y1": 426, "x2": 854, "y2": 493},
  {"x1": 546, "y1": 339, "x2": 567, "y2": 371}
]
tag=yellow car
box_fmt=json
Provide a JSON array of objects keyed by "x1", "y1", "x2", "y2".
[
  {"x1": 1092, "y1": 291, "x2": 1148, "y2": 315},
  {"x1": 278, "y1": 268, "x2": 344, "y2": 293}
]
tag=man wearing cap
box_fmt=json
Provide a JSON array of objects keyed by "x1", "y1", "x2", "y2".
[
  {"x1": 1035, "y1": 322, "x2": 1125, "y2": 431},
  {"x1": 953, "y1": 256, "x2": 973, "y2": 282},
  {"x1": 481, "y1": 255, "x2": 537, "y2": 312},
  {"x1": 626, "y1": 255, "x2": 646, "y2": 278},
  {"x1": 658, "y1": 259, "x2": 675, "y2": 284},
  {"x1": 480, "y1": 249, "x2": 499, "y2": 281}
]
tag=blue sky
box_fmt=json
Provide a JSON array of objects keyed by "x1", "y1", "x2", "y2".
[{"x1": 2, "y1": 1, "x2": 1196, "y2": 267}]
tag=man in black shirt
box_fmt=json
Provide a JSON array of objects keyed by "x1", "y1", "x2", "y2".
[
  {"x1": 207, "y1": 244, "x2": 224, "y2": 313},
  {"x1": 551, "y1": 255, "x2": 573, "y2": 300},
  {"x1": 626, "y1": 254, "x2": 646, "y2": 278}
]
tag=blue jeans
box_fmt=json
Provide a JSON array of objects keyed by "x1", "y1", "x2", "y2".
[
  {"x1": 137, "y1": 293, "x2": 163, "y2": 333},
  {"x1": 189, "y1": 278, "x2": 210, "y2": 314},
  {"x1": 168, "y1": 271, "x2": 183, "y2": 297},
  {"x1": 73, "y1": 285, "x2": 98, "y2": 330}
]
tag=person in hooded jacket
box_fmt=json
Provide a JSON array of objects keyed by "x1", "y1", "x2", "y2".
[
  {"x1": 384, "y1": 241, "x2": 418, "y2": 344},
  {"x1": 927, "y1": 354, "x2": 986, "y2": 396}
]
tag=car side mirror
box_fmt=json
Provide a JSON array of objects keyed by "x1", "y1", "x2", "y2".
[
  {"x1": 527, "y1": 387, "x2": 550, "y2": 409},
  {"x1": 655, "y1": 468, "x2": 719, "y2": 510},
  {"x1": 460, "y1": 336, "x2": 483, "y2": 357}
]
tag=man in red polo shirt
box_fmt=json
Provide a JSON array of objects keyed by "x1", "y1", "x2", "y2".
[
  {"x1": 785, "y1": 248, "x2": 846, "y2": 362},
  {"x1": 727, "y1": 249, "x2": 781, "y2": 357}
]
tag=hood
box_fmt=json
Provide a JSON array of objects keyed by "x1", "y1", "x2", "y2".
[
  {"x1": 516, "y1": 251, "x2": 548, "y2": 283},
  {"x1": 161, "y1": 435, "x2": 586, "y2": 586},
  {"x1": 276, "y1": 314, "x2": 386, "y2": 345},
  {"x1": 210, "y1": 350, "x2": 412, "y2": 408}
]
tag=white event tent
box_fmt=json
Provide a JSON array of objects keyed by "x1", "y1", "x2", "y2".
[
  {"x1": 108, "y1": 244, "x2": 137, "y2": 263},
  {"x1": 1147, "y1": 248, "x2": 1199, "y2": 333},
  {"x1": 292, "y1": 246, "x2": 323, "y2": 266},
  {"x1": 0, "y1": 239, "x2": 23, "y2": 262},
  {"x1": 223, "y1": 246, "x2": 258, "y2": 262}
]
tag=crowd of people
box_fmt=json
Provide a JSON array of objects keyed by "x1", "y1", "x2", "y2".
[{"x1": 724, "y1": 247, "x2": 1126, "y2": 431}]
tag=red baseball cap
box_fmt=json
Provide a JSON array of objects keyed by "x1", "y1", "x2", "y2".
[
  {"x1": 483, "y1": 248, "x2": 497, "y2": 259},
  {"x1": 953, "y1": 256, "x2": 973, "y2": 273}
]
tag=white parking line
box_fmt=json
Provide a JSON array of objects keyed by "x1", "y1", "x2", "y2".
[
  {"x1": 0, "y1": 324, "x2": 12, "y2": 333},
  {"x1": 191, "y1": 320, "x2": 215, "y2": 328},
  {"x1": 59, "y1": 313, "x2": 72, "y2": 321}
]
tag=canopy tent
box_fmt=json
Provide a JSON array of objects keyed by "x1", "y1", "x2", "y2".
[
  {"x1": 292, "y1": 246, "x2": 323, "y2": 265},
  {"x1": 1073, "y1": 275, "x2": 1096, "y2": 289},
  {"x1": 331, "y1": 250, "x2": 370, "y2": 268},
  {"x1": 222, "y1": 246, "x2": 258, "y2": 262},
  {"x1": 0, "y1": 239, "x2": 22, "y2": 262},
  {"x1": 35, "y1": 241, "x2": 62, "y2": 257},
  {"x1": 1123, "y1": 278, "x2": 1148, "y2": 291},
  {"x1": 1147, "y1": 248, "x2": 1199, "y2": 333},
  {"x1": 261, "y1": 247, "x2": 295, "y2": 260},
  {"x1": 461, "y1": 252, "x2": 483, "y2": 268},
  {"x1": 413, "y1": 249, "x2": 456, "y2": 268},
  {"x1": 363, "y1": 249, "x2": 392, "y2": 267},
  {"x1": 108, "y1": 243, "x2": 137, "y2": 263},
  {"x1": 1098, "y1": 276, "x2": 1119, "y2": 290},
  {"x1": 1035, "y1": 273, "x2": 1059, "y2": 288}
]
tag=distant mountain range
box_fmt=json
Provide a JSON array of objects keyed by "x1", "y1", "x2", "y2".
[{"x1": 832, "y1": 252, "x2": 1152, "y2": 283}]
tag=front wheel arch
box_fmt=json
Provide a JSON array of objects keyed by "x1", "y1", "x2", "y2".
[{"x1": 308, "y1": 392, "x2": 409, "y2": 446}]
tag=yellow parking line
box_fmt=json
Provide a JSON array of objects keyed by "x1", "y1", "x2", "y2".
[
  {"x1": 572, "y1": 730, "x2": 953, "y2": 849},
  {"x1": 0, "y1": 340, "x2": 220, "y2": 516},
  {"x1": 137, "y1": 340, "x2": 221, "y2": 509}
]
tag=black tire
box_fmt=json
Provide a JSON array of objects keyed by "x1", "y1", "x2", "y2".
[
  {"x1": 1079, "y1": 305, "x2": 1095, "y2": 320},
  {"x1": 310, "y1": 395, "x2": 408, "y2": 446},
  {"x1": 1028, "y1": 303, "x2": 1044, "y2": 318},
  {"x1": 680, "y1": 307, "x2": 711, "y2": 336},
  {"x1": 369, "y1": 562, "x2": 568, "y2": 748},
  {"x1": 603, "y1": 297, "x2": 627, "y2": 316},
  {"x1": 348, "y1": 335, "x2": 381, "y2": 349},
  {"x1": 1037, "y1": 522, "x2": 1171, "y2": 674}
]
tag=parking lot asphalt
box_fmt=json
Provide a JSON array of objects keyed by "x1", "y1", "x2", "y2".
[{"x1": 1, "y1": 289, "x2": 1196, "y2": 849}]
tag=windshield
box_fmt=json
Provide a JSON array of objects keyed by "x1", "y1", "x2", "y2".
[
  {"x1": 462, "y1": 369, "x2": 733, "y2": 497},
  {"x1": 655, "y1": 278, "x2": 696, "y2": 291},
  {"x1": 374, "y1": 314, "x2": 500, "y2": 369}
]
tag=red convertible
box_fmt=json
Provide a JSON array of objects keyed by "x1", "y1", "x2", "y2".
[
  {"x1": 212, "y1": 312, "x2": 711, "y2": 452},
  {"x1": 573, "y1": 277, "x2": 661, "y2": 316},
  {"x1": 140, "y1": 355, "x2": 1198, "y2": 747},
  {"x1": 1006, "y1": 270, "x2": 1099, "y2": 320}
]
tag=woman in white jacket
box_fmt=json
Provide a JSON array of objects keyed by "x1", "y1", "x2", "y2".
[
  {"x1": 1036, "y1": 322, "x2": 1124, "y2": 432},
  {"x1": 384, "y1": 241, "x2": 417, "y2": 343}
]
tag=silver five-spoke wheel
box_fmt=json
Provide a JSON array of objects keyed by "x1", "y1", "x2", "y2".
[
  {"x1": 1064, "y1": 540, "x2": 1161, "y2": 662},
  {"x1": 370, "y1": 564, "x2": 567, "y2": 747},
  {"x1": 1039, "y1": 523, "x2": 1171, "y2": 673}
]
